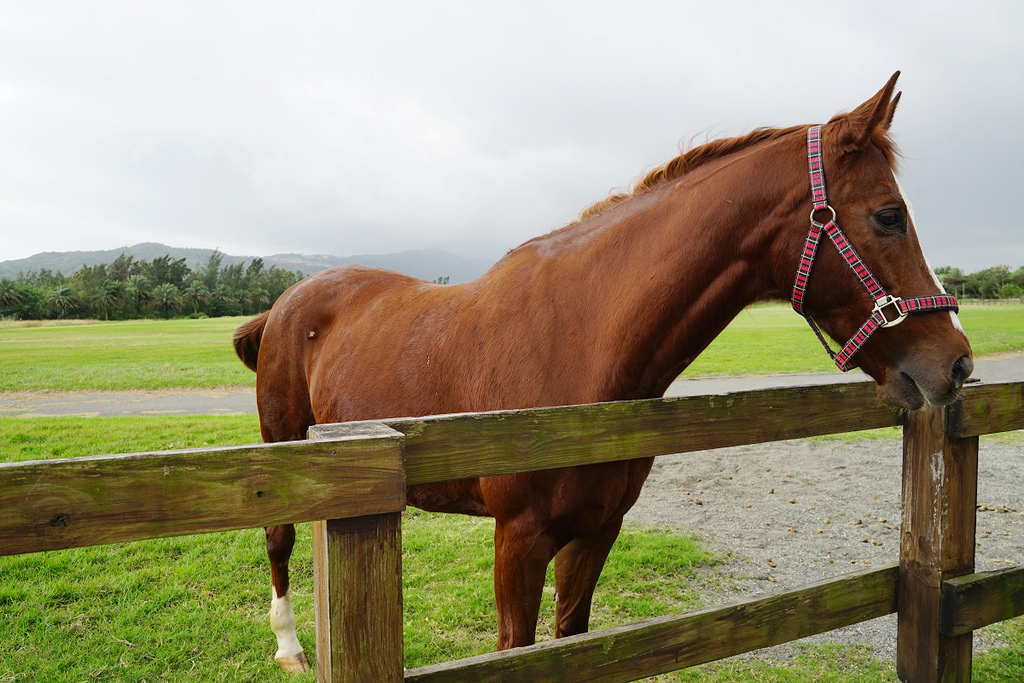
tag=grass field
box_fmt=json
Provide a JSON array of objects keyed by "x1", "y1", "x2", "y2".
[
  {"x1": 1, "y1": 303, "x2": 1022, "y2": 392},
  {"x1": 0, "y1": 416, "x2": 715, "y2": 680},
  {"x1": 685, "y1": 302, "x2": 1024, "y2": 376},
  {"x1": 0, "y1": 317, "x2": 254, "y2": 392},
  {"x1": 4, "y1": 417, "x2": 1022, "y2": 681},
  {"x1": 1, "y1": 305, "x2": 1022, "y2": 680}
]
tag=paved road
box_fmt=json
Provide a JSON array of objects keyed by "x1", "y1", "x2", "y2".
[
  {"x1": 0, "y1": 388, "x2": 259, "y2": 418},
  {"x1": 2, "y1": 355, "x2": 1022, "y2": 418}
]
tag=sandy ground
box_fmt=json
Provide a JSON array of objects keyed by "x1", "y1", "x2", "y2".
[{"x1": 625, "y1": 438, "x2": 1024, "y2": 662}]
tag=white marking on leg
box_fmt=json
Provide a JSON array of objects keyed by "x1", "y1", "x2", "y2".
[
  {"x1": 896, "y1": 178, "x2": 966, "y2": 334},
  {"x1": 270, "y1": 587, "x2": 304, "y2": 661}
]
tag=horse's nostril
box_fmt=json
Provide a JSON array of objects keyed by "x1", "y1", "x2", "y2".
[{"x1": 951, "y1": 354, "x2": 974, "y2": 387}]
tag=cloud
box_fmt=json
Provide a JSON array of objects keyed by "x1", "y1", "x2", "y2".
[{"x1": 0, "y1": 1, "x2": 1021, "y2": 272}]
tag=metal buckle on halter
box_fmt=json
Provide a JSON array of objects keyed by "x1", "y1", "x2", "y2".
[
  {"x1": 873, "y1": 295, "x2": 907, "y2": 328},
  {"x1": 809, "y1": 205, "x2": 837, "y2": 226}
]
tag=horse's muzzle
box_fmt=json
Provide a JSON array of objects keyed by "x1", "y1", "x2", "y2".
[{"x1": 884, "y1": 352, "x2": 974, "y2": 410}]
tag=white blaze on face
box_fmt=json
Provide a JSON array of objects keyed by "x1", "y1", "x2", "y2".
[{"x1": 895, "y1": 178, "x2": 965, "y2": 334}]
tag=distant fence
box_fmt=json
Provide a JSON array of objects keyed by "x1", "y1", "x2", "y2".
[
  {"x1": 958, "y1": 298, "x2": 1023, "y2": 305},
  {"x1": 2, "y1": 380, "x2": 1023, "y2": 682}
]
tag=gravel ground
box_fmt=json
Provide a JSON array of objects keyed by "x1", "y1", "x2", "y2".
[{"x1": 625, "y1": 437, "x2": 1024, "y2": 662}]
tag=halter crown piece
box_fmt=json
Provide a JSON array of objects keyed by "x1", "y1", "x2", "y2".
[{"x1": 791, "y1": 125, "x2": 959, "y2": 371}]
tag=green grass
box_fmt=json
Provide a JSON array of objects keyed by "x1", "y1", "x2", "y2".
[
  {"x1": 0, "y1": 317, "x2": 256, "y2": 391},
  {"x1": 2, "y1": 305, "x2": 1022, "y2": 680},
  {"x1": 686, "y1": 303, "x2": 1024, "y2": 376},
  {"x1": 0, "y1": 414, "x2": 262, "y2": 462},
  {"x1": 956, "y1": 304, "x2": 1024, "y2": 357},
  {"x1": 2, "y1": 527, "x2": 306, "y2": 682},
  {"x1": 0, "y1": 416, "x2": 715, "y2": 679},
  {"x1": 0, "y1": 509, "x2": 711, "y2": 680},
  {"x1": 5, "y1": 416, "x2": 1021, "y2": 680},
  {"x1": 402, "y1": 509, "x2": 711, "y2": 668},
  {"x1": 1, "y1": 304, "x2": 1022, "y2": 392},
  {"x1": 673, "y1": 643, "x2": 899, "y2": 682},
  {"x1": 973, "y1": 616, "x2": 1024, "y2": 682}
]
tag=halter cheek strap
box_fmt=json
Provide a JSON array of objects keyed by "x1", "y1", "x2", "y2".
[{"x1": 791, "y1": 125, "x2": 959, "y2": 372}]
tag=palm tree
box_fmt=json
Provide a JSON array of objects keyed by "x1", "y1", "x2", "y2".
[
  {"x1": 48, "y1": 285, "x2": 78, "y2": 318},
  {"x1": 91, "y1": 279, "x2": 123, "y2": 320},
  {"x1": 249, "y1": 287, "x2": 270, "y2": 313},
  {"x1": 235, "y1": 288, "x2": 253, "y2": 313},
  {"x1": 211, "y1": 283, "x2": 239, "y2": 316},
  {"x1": 150, "y1": 283, "x2": 183, "y2": 316},
  {"x1": 0, "y1": 278, "x2": 22, "y2": 308},
  {"x1": 182, "y1": 281, "x2": 210, "y2": 315},
  {"x1": 124, "y1": 274, "x2": 152, "y2": 316}
]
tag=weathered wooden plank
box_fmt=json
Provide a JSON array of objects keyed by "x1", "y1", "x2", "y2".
[
  {"x1": 948, "y1": 380, "x2": 1024, "y2": 437},
  {"x1": 0, "y1": 431, "x2": 405, "y2": 557},
  {"x1": 375, "y1": 382, "x2": 897, "y2": 486},
  {"x1": 309, "y1": 422, "x2": 406, "y2": 682},
  {"x1": 897, "y1": 405, "x2": 978, "y2": 683},
  {"x1": 405, "y1": 564, "x2": 898, "y2": 682},
  {"x1": 941, "y1": 566, "x2": 1024, "y2": 637},
  {"x1": 313, "y1": 514, "x2": 404, "y2": 682}
]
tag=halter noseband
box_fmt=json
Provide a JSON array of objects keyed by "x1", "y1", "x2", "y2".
[{"x1": 790, "y1": 125, "x2": 959, "y2": 372}]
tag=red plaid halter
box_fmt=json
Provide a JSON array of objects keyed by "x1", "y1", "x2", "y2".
[{"x1": 791, "y1": 125, "x2": 959, "y2": 371}]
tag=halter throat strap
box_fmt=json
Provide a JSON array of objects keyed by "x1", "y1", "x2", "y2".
[{"x1": 790, "y1": 125, "x2": 959, "y2": 372}]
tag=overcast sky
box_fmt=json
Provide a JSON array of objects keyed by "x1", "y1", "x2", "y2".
[{"x1": 1, "y1": 1, "x2": 1021, "y2": 272}]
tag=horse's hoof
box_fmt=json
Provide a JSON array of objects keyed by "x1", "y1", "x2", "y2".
[{"x1": 275, "y1": 651, "x2": 311, "y2": 673}]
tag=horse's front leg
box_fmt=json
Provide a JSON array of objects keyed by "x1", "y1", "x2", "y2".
[
  {"x1": 553, "y1": 516, "x2": 624, "y2": 637},
  {"x1": 266, "y1": 523, "x2": 310, "y2": 672},
  {"x1": 492, "y1": 519, "x2": 559, "y2": 650}
]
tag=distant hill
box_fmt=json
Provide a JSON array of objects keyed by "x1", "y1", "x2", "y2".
[{"x1": 0, "y1": 243, "x2": 493, "y2": 284}]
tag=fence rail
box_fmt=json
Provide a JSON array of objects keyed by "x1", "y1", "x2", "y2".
[
  {"x1": 0, "y1": 423, "x2": 406, "y2": 556},
  {"x1": 1, "y1": 380, "x2": 1022, "y2": 682}
]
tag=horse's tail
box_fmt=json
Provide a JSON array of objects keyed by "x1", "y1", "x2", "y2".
[{"x1": 233, "y1": 311, "x2": 270, "y2": 372}]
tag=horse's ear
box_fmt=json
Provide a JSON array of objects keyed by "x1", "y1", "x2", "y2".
[{"x1": 829, "y1": 71, "x2": 901, "y2": 154}]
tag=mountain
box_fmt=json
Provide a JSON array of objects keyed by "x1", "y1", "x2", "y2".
[{"x1": 0, "y1": 243, "x2": 494, "y2": 284}]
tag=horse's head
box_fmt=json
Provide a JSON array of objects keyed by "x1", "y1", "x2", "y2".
[{"x1": 780, "y1": 72, "x2": 972, "y2": 410}]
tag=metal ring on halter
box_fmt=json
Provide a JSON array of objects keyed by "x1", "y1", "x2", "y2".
[
  {"x1": 809, "y1": 205, "x2": 837, "y2": 226},
  {"x1": 873, "y1": 294, "x2": 908, "y2": 328},
  {"x1": 795, "y1": 125, "x2": 959, "y2": 371}
]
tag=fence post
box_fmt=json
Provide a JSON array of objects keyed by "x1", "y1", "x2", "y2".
[
  {"x1": 308, "y1": 423, "x2": 407, "y2": 683},
  {"x1": 897, "y1": 401, "x2": 979, "y2": 682}
]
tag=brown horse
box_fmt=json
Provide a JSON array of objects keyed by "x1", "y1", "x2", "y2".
[{"x1": 234, "y1": 72, "x2": 972, "y2": 671}]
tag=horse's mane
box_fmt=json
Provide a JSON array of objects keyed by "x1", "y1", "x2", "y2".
[
  {"x1": 576, "y1": 125, "x2": 805, "y2": 223},
  {"x1": 506, "y1": 116, "x2": 897, "y2": 259},
  {"x1": 577, "y1": 113, "x2": 900, "y2": 224}
]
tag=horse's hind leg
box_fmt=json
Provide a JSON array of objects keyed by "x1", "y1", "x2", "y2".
[
  {"x1": 553, "y1": 516, "x2": 623, "y2": 638},
  {"x1": 256, "y1": 374, "x2": 316, "y2": 670},
  {"x1": 267, "y1": 523, "x2": 310, "y2": 672}
]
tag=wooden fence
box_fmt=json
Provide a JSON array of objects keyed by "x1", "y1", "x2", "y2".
[{"x1": 1, "y1": 380, "x2": 1023, "y2": 681}]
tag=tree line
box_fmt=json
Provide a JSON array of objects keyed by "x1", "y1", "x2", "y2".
[
  {"x1": 0, "y1": 256, "x2": 1019, "y2": 322},
  {"x1": 0, "y1": 251, "x2": 302, "y2": 321},
  {"x1": 934, "y1": 265, "x2": 1024, "y2": 301}
]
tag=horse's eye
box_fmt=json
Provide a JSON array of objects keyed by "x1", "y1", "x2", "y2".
[{"x1": 875, "y1": 208, "x2": 906, "y2": 233}]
